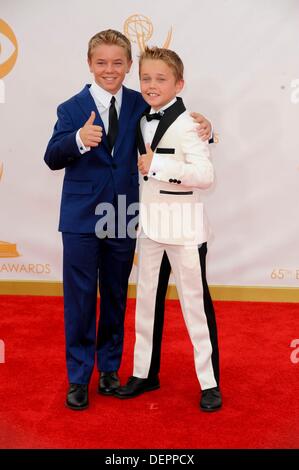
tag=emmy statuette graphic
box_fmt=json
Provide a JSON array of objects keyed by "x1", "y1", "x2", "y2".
[{"x1": 124, "y1": 14, "x2": 172, "y2": 52}]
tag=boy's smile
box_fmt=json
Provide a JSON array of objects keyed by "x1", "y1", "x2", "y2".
[
  {"x1": 88, "y1": 44, "x2": 132, "y2": 95},
  {"x1": 140, "y1": 59, "x2": 184, "y2": 110}
]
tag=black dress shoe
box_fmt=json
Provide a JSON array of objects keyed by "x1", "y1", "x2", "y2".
[
  {"x1": 114, "y1": 375, "x2": 160, "y2": 399},
  {"x1": 66, "y1": 384, "x2": 89, "y2": 411},
  {"x1": 200, "y1": 387, "x2": 222, "y2": 412},
  {"x1": 98, "y1": 371, "x2": 120, "y2": 395}
]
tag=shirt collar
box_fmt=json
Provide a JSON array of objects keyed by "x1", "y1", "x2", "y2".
[
  {"x1": 150, "y1": 97, "x2": 177, "y2": 115},
  {"x1": 90, "y1": 81, "x2": 123, "y2": 109}
]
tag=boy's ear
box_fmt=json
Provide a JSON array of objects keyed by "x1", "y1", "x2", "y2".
[
  {"x1": 126, "y1": 60, "x2": 133, "y2": 73},
  {"x1": 176, "y1": 79, "x2": 184, "y2": 94}
]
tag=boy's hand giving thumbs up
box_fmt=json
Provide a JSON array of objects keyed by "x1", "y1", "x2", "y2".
[{"x1": 79, "y1": 111, "x2": 103, "y2": 147}]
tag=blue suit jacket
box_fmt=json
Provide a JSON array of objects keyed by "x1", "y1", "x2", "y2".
[{"x1": 44, "y1": 85, "x2": 147, "y2": 233}]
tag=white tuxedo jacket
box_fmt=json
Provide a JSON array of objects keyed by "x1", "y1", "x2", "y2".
[{"x1": 137, "y1": 98, "x2": 214, "y2": 246}]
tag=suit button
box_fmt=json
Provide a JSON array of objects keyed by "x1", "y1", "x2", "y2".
[
  {"x1": 173, "y1": 179, "x2": 177, "y2": 183},
  {"x1": 143, "y1": 176, "x2": 148, "y2": 181},
  {"x1": 177, "y1": 180, "x2": 181, "y2": 184},
  {"x1": 112, "y1": 163, "x2": 117, "y2": 169},
  {"x1": 169, "y1": 178, "x2": 173, "y2": 183},
  {"x1": 152, "y1": 172, "x2": 156, "y2": 176}
]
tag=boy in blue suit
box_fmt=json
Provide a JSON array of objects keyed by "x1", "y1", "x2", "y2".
[{"x1": 44, "y1": 30, "x2": 212, "y2": 410}]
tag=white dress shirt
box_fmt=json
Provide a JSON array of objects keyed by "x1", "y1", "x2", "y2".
[{"x1": 76, "y1": 81, "x2": 122, "y2": 155}]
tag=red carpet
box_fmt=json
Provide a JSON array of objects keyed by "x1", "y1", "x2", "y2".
[{"x1": 0, "y1": 295, "x2": 298, "y2": 449}]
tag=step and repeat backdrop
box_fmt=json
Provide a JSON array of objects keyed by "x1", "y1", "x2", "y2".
[{"x1": 0, "y1": 0, "x2": 298, "y2": 288}]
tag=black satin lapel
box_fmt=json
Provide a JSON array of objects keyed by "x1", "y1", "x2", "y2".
[
  {"x1": 150, "y1": 98, "x2": 186, "y2": 151},
  {"x1": 137, "y1": 120, "x2": 146, "y2": 155}
]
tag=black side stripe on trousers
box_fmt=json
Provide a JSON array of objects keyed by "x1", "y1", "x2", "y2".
[
  {"x1": 148, "y1": 251, "x2": 171, "y2": 378},
  {"x1": 198, "y1": 243, "x2": 220, "y2": 386},
  {"x1": 148, "y1": 243, "x2": 220, "y2": 386}
]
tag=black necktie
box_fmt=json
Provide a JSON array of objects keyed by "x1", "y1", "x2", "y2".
[
  {"x1": 107, "y1": 96, "x2": 118, "y2": 151},
  {"x1": 145, "y1": 112, "x2": 163, "y2": 122}
]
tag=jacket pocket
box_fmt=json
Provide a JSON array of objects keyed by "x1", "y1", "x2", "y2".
[
  {"x1": 156, "y1": 148, "x2": 175, "y2": 154},
  {"x1": 159, "y1": 190, "x2": 193, "y2": 195},
  {"x1": 63, "y1": 180, "x2": 94, "y2": 194}
]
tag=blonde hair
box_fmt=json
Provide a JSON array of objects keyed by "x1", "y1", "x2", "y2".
[
  {"x1": 139, "y1": 47, "x2": 184, "y2": 82},
  {"x1": 88, "y1": 29, "x2": 132, "y2": 61}
]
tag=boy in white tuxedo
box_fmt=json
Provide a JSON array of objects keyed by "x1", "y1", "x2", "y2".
[{"x1": 115, "y1": 47, "x2": 221, "y2": 411}]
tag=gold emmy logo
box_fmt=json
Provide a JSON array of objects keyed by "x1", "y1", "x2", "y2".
[
  {"x1": 0, "y1": 19, "x2": 18, "y2": 79},
  {"x1": 0, "y1": 162, "x2": 20, "y2": 257},
  {"x1": 124, "y1": 14, "x2": 172, "y2": 52}
]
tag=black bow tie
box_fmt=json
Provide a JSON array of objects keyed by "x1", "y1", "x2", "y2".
[{"x1": 145, "y1": 112, "x2": 163, "y2": 122}]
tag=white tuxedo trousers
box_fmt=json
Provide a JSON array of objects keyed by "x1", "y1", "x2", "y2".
[{"x1": 133, "y1": 234, "x2": 218, "y2": 390}]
